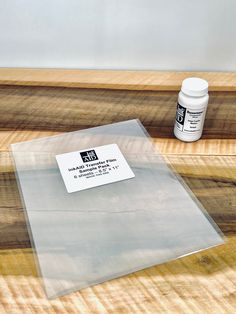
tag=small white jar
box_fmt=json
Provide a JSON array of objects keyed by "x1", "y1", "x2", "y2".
[{"x1": 174, "y1": 77, "x2": 209, "y2": 142}]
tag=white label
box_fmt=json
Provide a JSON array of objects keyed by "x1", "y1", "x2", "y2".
[
  {"x1": 175, "y1": 103, "x2": 205, "y2": 133},
  {"x1": 56, "y1": 144, "x2": 135, "y2": 193}
]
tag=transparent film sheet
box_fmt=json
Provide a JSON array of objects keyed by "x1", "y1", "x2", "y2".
[{"x1": 11, "y1": 119, "x2": 224, "y2": 298}]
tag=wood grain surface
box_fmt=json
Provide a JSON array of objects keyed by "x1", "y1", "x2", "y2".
[
  {"x1": 0, "y1": 81, "x2": 236, "y2": 313},
  {"x1": 0, "y1": 85, "x2": 235, "y2": 138},
  {"x1": 0, "y1": 68, "x2": 236, "y2": 91}
]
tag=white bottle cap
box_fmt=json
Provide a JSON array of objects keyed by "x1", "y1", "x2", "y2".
[{"x1": 181, "y1": 77, "x2": 208, "y2": 97}]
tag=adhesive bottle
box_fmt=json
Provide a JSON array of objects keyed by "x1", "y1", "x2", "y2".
[{"x1": 174, "y1": 77, "x2": 209, "y2": 142}]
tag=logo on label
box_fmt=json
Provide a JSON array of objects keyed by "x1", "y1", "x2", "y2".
[
  {"x1": 176, "y1": 103, "x2": 186, "y2": 126},
  {"x1": 80, "y1": 149, "x2": 98, "y2": 162}
]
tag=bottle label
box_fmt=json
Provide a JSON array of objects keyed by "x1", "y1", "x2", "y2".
[{"x1": 175, "y1": 103, "x2": 205, "y2": 133}]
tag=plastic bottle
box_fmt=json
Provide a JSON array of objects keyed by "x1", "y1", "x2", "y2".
[{"x1": 174, "y1": 77, "x2": 209, "y2": 142}]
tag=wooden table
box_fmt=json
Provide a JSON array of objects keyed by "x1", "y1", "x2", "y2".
[{"x1": 0, "y1": 69, "x2": 235, "y2": 313}]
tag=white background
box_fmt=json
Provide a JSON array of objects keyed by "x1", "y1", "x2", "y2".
[{"x1": 0, "y1": 0, "x2": 235, "y2": 70}]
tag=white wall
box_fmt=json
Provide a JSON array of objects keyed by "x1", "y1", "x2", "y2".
[{"x1": 0, "y1": 0, "x2": 235, "y2": 71}]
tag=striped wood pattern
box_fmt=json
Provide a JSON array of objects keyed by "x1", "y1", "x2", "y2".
[
  {"x1": 0, "y1": 81, "x2": 235, "y2": 313},
  {"x1": 0, "y1": 68, "x2": 236, "y2": 91}
]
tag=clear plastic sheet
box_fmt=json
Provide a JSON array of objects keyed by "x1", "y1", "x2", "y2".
[{"x1": 11, "y1": 119, "x2": 224, "y2": 298}]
